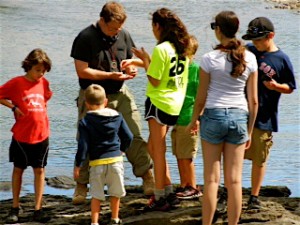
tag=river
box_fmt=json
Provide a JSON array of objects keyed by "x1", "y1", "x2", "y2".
[{"x1": 0, "y1": 0, "x2": 299, "y2": 199}]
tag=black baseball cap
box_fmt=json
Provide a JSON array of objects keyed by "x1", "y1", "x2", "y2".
[{"x1": 242, "y1": 17, "x2": 274, "y2": 40}]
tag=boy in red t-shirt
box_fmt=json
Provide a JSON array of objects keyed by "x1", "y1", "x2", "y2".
[{"x1": 0, "y1": 48, "x2": 52, "y2": 223}]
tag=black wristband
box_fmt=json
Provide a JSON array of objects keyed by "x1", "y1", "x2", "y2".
[{"x1": 12, "y1": 106, "x2": 17, "y2": 112}]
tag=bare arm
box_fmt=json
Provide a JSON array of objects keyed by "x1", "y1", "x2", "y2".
[
  {"x1": 263, "y1": 79, "x2": 294, "y2": 94},
  {"x1": 0, "y1": 99, "x2": 24, "y2": 117},
  {"x1": 245, "y1": 70, "x2": 258, "y2": 149},
  {"x1": 120, "y1": 58, "x2": 142, "y2": 78},
  {"x1": 0, "y1": 98, "x2": 14, "y2": 109},
  {"x1": 147, "y1": 75, "x2": 160, "y2": 87},
  {"x1": 132, "y1": 47, "x2": 160, "y2": 86},
  {"x1": 120, "y1": 47, "x2": 150, "y2": 69},
  {"x1": 186, "y1": 69, "x2": 209, "y2": 131},
  {"x1": 74, "y1": 59, "x2": 132, "y2": 81},
  {"x1": 121, "y1": 47, "x2": 161, "y2": 87},
  {"x1": 131, "y1": 47, "x2": 151, "y2": 70},
  {"x1": 121, "y1": 58, "x2": 145, "y2": 68}
]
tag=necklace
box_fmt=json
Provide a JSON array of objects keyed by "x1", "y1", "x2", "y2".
[{"x1": 108, "y1": 46, "x2": 118, "y2": 71}]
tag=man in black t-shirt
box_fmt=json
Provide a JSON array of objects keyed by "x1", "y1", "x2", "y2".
[{"x1": 70, "y1": 1, "x2": 154, "y2": 205}]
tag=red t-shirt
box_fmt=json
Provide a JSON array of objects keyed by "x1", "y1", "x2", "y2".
[{"x1": 0, "y1": 76, "x2": 52, "y2": 143}]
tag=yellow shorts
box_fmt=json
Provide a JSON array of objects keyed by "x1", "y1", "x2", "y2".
[
  {"x1": 244, "y1": 127, "x2": 273, "y2": 166},
  {"x1": 171, "y1": 125, "x2": 199, "y2": 159}
]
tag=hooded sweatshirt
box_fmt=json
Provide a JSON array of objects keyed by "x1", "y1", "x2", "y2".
[{"x1": 75, "y1": 108, "x2": 133, "y2": 167}]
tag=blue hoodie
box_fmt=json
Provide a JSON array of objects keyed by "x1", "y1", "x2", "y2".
[{"x1": 75, "y1": 108, "x2": 133, "y2": 167}]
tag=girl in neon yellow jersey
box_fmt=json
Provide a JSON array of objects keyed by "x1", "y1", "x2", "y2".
[{"x1": 121, "y1": 7, "x2": 191, "y2": 211}]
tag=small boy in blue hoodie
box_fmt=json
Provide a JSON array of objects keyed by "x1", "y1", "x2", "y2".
[{"x1": 74, "y1": 84, "x2": 133, "y2": 225}]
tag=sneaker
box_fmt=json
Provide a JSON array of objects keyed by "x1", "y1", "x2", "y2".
[
  {"x1": 175, "y1": 186, "x2": 185, "y2": 193},
  {"x1": 6, "y1": 207, "x2": 21, "y2": 224},
  {"x1": 216, "y1": 188, "x2": 227, "y2": 213},
  {"x1": 144, "y1": 196, "x2": 170, "y2": 212},
  {"x1": 109, "y1": 218, "x2": 122, "y2": 225},
  {"x1": 33, "y1": 209, "x2": 50, "y2": 222},
  {"x1": 176, "y1": 186, "x2": 203, "y2": 200},
  {"x1": 142, "y1": 170, "x2": 155, "y2": 196},
  {"x1": 166, "y1": 192, "x2": 180, "y2": 207},
  {"x1": 247, "y1": 195, "x2": 261, "y2": 210},
  {"x1": 72, "y1": 182, "x2": 88, "y2": 205}
]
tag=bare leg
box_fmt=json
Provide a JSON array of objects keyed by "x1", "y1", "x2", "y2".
[
  {"x1": 91, "y1": 198, "x2": 100, "y2": 223},
  {"x1": 251, "y1": 163, "x2": 266, "y2": 196},
  {"x1": 223, "y1": 142, "x2": 245, "y2": 225},
  {"x1": 110, "y1": 196, "x2": 120, "y2": 220},
  {"x1": 177, "y1": 159, "x2": 186, "y2": 187},
  {"x1": 201, "y1": 140, "x2": 223, "y2": 225},
  {"x1": 178, "y1": 159, "x2": 196, "y2": 188},
  {"x1": 147, "y1": 119, "x2": 170, "y2": 190},
  {"x1": 33, "y1": 167, "x2": 45, "y2": 210},
  {"x1": 165, "y1": 159, "x2": 172, "y2": 187},
  {"x1": 12, "y1": 167, "x2": 24, "y2": 208}
]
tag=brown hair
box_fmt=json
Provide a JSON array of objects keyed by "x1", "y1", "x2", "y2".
[
  {"x1": 22, "y1": 48, "x2": 52, "y2": 72},
  {"x1": 214, "y1": 11, "x2": 246, "y2": 78},
  {"x1": 85, "y1": 84, "x2": 106, "y2": 105},
  {"x1": 100, "y1": 1, "x2": 127, "y2": 23},
  {"x1": 186, "y1": 35, "x2": 199, "y2": 58},
  {"x1": 152, "y1": 8, "x2": 190, "y2": 58}
]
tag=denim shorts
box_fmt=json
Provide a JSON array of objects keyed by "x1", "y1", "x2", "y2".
[{"x1": 200, "y1": 108, "x2": 249, "y2": 145}]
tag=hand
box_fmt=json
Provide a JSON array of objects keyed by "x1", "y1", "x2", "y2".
[
  {"x1": 190, "y1": 120, "x2": 199, "y2": 135},
  {"x1": 186, "y1": 121, "x2": 198, "y2": 135},
  {"x1": 245, "y1": 138, "x2": 252, "y2": 149},
  {"x1": 110, "y1": 71, "x2": 134, "y2": 81},
  {"x1": 120, "y1": 60, "x2": 138, "y2": 77},
  {"x1": 125, "y1": 65, "x2": 138, "y2": 77},
  {"x1": 74, "y1": 167, "x2": 81, "y2": 179},
  {"x1": 132, "y1": 47, "x2": 150, "y2": 63},
  {"x1": 120, "y1": 59, "x2": 133, "y2": 69},
  {"x1": 263, "y1": 79, "x2": 277, "y2": 90}
]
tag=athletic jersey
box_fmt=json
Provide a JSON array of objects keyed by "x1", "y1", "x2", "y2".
[
  {"x1": 0, "y1": 76, "x2": 52, "y2": 143},
  {"x1": 70, "y1": 23, "x2": 135, "y2": 93},
  {"x1": 247, "y1": 44, "x2": 296, "y2": 132},
  {"x1": 201, "y1": 49, "x2": 257, "y2": 112},
  {"x1": 176, "y1": 62, "x2": 200, "y2": 125},
  {"x1": 146, "y1": 41, "x2": 189, "y2": 115}
]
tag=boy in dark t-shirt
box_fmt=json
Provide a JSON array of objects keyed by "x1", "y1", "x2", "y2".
[{"x1": 242, "y1": 17, "x2": 296, "y2": 209}]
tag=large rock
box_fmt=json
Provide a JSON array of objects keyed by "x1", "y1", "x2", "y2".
[{"x1": 45, "y1": 175, "x2": 76, "y2": 189}]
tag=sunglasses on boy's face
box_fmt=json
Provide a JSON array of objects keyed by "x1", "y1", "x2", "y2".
[
  {"x1": 210, "y1": 22, "x2": 217, "y2": 30},
  {"x1": 246, "y1": 26, "x2": 270, "y2": 36}
]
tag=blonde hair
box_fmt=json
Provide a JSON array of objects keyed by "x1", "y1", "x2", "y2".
[
  {"x1": 186, "y1": 35, "x2": 199, "y2": 58},
  {"x1": 84, "y1": 84, "x2": 106, "y2": 105}
]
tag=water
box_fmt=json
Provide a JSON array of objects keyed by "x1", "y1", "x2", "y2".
[{"x1": 0, "y1": 0, "x2": 299, "y2": 200}]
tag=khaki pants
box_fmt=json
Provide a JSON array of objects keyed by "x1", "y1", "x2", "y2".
[{"x1": 75, "y1": 85, "x2": 152, "y2": 184}]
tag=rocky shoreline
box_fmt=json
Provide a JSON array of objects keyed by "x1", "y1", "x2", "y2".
[
  {"x1": 265, "y1": 0, "x2": 300, "y2": 10},
  {"x1": 0, "y1": 176, "x2": 300, "y2": 225}
]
